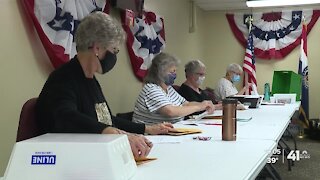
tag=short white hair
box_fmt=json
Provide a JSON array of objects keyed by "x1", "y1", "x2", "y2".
[
  {"x1": 184, "y1": 60, "x2": 206, "y2": 77},
  {"x1": 226, "y1": 63, "x2": 243, "y2": 74}
]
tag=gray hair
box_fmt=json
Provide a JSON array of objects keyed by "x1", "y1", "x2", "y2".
[
  {"x1": 144, "y1": 53, "x2": 180, "y2": 85},
  {"x1": 226, "y1": 63, "x2": 243, "y2": 74},
  {"x1": 185, "y1": 60, "x2": 205, "y2": 77},
  {"x1": 75, "y1": 11, "x2": 125, "y2": 51}
]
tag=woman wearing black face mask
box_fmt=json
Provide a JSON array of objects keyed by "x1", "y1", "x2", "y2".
[
  {"x1": 132, "y1": 53, "x2": 215, "y2": 125},
  {"x1": 35, "y1": 12, "x2": 172, "y2": 159}
]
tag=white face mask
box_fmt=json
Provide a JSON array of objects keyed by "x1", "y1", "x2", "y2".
[{"x1": 196, "y1": 76, "x2": 205, "y2": 85}]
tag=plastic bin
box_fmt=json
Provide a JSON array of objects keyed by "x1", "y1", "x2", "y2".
[{"x1": 271, "y1": 71, "x2": 302, "y2": 101}]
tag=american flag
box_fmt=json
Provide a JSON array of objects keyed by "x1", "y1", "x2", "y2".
[
  {"x1": 243, "y1": 30, "x2": 257, "y2": 95},
  {"x1": 298, "y1": 22, "x2": 309, "y2": 127}
]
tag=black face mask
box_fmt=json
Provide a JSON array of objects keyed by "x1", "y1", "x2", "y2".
[{"x1": 97, "y1": 51, "x2": 117, "y2": 74}]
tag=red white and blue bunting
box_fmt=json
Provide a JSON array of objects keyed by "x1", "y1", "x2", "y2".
[
  {"x1": 226, "y1": 10, "x2": 320, "y2": 59},
  {"x1": 22, "y1": 0, "x2": 109, "y2": 68},
  {"x1": 121, "y1": 11, "x2": 165, "y2": 81}
]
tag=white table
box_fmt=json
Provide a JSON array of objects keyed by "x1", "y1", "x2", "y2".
[
  {"x1": 132, "y1": 102, "x2": 300, "y2": 180},
  {"x1": 1, "y1": 103, "x2": 299, "y2": 180},
  {"x1": 177, "y1": 103, "x2": 300, "y2": 142},
  {"x1": 132, "y1": 140, "x2": 276, "y2": 180}
]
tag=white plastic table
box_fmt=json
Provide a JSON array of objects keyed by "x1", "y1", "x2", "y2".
[
  {"x1": 132, "y1": 102, "x2": 300, "y2": 180},
  {"x1": 132, "y1": 139, "x2": 276, "y2": 180}
]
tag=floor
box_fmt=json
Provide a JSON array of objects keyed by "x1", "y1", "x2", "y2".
[{"x1": 257, "y1": 131, "x2": 320, "y2": 180}]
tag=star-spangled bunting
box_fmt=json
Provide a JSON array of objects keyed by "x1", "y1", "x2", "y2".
[
  {"x1": 121, "y1": 11, "x2": 165, "y2": 81},
  {"x1": 227, "y1": 10, "x2": 320, "y2": 59},
  {"x1": 21, "y1": 0, "x2": 110, "y2": 68}
]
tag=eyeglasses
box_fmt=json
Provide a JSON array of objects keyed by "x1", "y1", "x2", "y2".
[
  {"x1": 231, "y1": 71, "x2": 241, "y2": 76},
  {"x1": 195, "y1": 72, "x2": 206, "y2": 76}
]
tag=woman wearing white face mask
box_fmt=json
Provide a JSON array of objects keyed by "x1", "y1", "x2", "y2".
[
  {"x1": 214, "y1": 63, "x2": 251, "y2": 101},
  {"x1": 178, "y1": 60, "x2": 222, "y2": 115}
]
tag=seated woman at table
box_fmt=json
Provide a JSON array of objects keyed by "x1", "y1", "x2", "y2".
[
  {"x1": 214, "y1": 63, "x2": 251, "y2": 101},
  {"x1": 178, "y1": 60, "x2": 222, "y2": 115},
  {"x1": 132, "y1": 53, "x2": 215, "y2": 125}
]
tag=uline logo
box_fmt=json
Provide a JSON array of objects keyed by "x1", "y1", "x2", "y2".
[{"x1": 31, "y1": 155, "x2": 56, "y2": 165}]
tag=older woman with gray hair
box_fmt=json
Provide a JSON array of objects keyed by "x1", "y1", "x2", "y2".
[
  {"x1": 214, "y1": 63, "x2": 251, "y2": 101},
  {"x1": 178, "y1": 60, "x2": 222, "y2": 115},
  {"x1": 133, "y1": 53, "x2": 215, "y2": 125},
  {"x1": 36, "y1": 12, "x2": 158, "y2": 159}
]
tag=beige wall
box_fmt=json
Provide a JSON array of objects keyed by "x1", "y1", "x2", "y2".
[
  {"x1": 201, "y1": 11, "x2": 320, "y2": 119},
  {"x1": 0, "y1": 0, "x2": 53, "y2": 176},
  {"x1": 0, "y1": 0, "x2": 319, "y2": 176}
]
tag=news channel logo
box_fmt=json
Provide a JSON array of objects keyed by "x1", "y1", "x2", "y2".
[{"x1": 267, "y1": 148, "x2": 311, "y2": 164}]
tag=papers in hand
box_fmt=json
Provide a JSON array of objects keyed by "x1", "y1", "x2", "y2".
[
  {"x1": 190, "y1": 110, "x2": 223, "y2": 120},
  {"x1": 193, "y1": 111, "x2": 208, "y2": 121}
]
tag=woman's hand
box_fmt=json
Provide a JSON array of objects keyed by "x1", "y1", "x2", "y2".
[
  {"x1": 127, "y1": 134, "x2": 153, "y2": 158},
  {"x1": 145, "y1": 122, "x2": 175, "y2": 135},
  {"x1": 244, "y1": 83, "x2": 252, "y2": 91},
  {"x1": 200, "y1": 100, "x2": 215, "y2": 114},
  {"x1": 102, "y1": 127, "x2": 126, "y2": 134},
  {"x1": 102, "y1": 127, "x2": 152, "y2": 158},
  {"x1": 214, "y1": 103, "x2": 223, "y2": 110}
]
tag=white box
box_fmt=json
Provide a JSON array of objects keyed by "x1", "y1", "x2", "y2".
[
  {"x1": 3, "y1": 134, "x2": 137, "y2": 180},
  {"x1": 273, "y1": 94, "x2": 296, "y2": 104}
]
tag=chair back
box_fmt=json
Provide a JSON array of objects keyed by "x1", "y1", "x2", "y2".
[{"x1": 16, "y1": 98, "x2": 40, "y2": 142}]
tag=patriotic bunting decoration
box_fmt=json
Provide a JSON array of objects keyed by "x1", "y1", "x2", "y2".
[
  {"x1": 227, "y1": 10, "x2": 320, "y2": 59},
  {"x1": 121, "y1": 11, "x2": 165, "y2": 81},
  {"x1": 21, "y1": 0, "x2": 109, "y2": 68}
]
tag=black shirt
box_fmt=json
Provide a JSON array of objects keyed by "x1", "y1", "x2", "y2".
[
  {"x1": 35, "y1": 56, "x2": 145, "y2": 134},
  {"x1": 178, "y1": 83, "x2": 211, "y2": 102},
  {"x1": 177, "y1": 83, "x2": 213, "y2": 116}
]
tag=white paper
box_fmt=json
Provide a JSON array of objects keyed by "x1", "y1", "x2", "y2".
[
  {"x1": 251, "y1": 84, "x2": 259, "y2": 95},
  {"x1": 193, "y1": 111, "x2": 208, "y2": 121},
  {"x1": 146, "y1": 136, "x2": 183, "y2": 144},
  {"x1": 207, "y1": 110, "x2": 223, "y2": 117}
]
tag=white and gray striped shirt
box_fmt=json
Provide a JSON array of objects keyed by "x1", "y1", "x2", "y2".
[{"x1": 133, "y1": 83, "x2": 186, "y2": 125}]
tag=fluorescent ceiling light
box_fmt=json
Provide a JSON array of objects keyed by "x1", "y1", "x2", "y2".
[{"x1": 246, "y1": 0, "x2": 320, "y2": 7}]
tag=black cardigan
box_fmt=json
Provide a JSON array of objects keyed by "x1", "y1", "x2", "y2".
[{"x1": 35, "y1": 56, "x2": 145, "y2": 134}]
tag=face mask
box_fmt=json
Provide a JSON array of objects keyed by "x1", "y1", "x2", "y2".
[
  {"x1": 164, "y1": 73, "x2": 176, "y2": 86},
  {"x1": 232, "y1": 74, "x2": 241, "y2": 83},
  {"x1": 96, "y1": 51, "x2": 117, "y2": 74},
  {"x1": 196, "y1": 76, "x2": 205, "y2": 85}
]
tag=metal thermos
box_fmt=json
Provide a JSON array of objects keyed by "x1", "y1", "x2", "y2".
[{"x1": 222, "y1": 98, "x2": 237, "y2": 141}]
